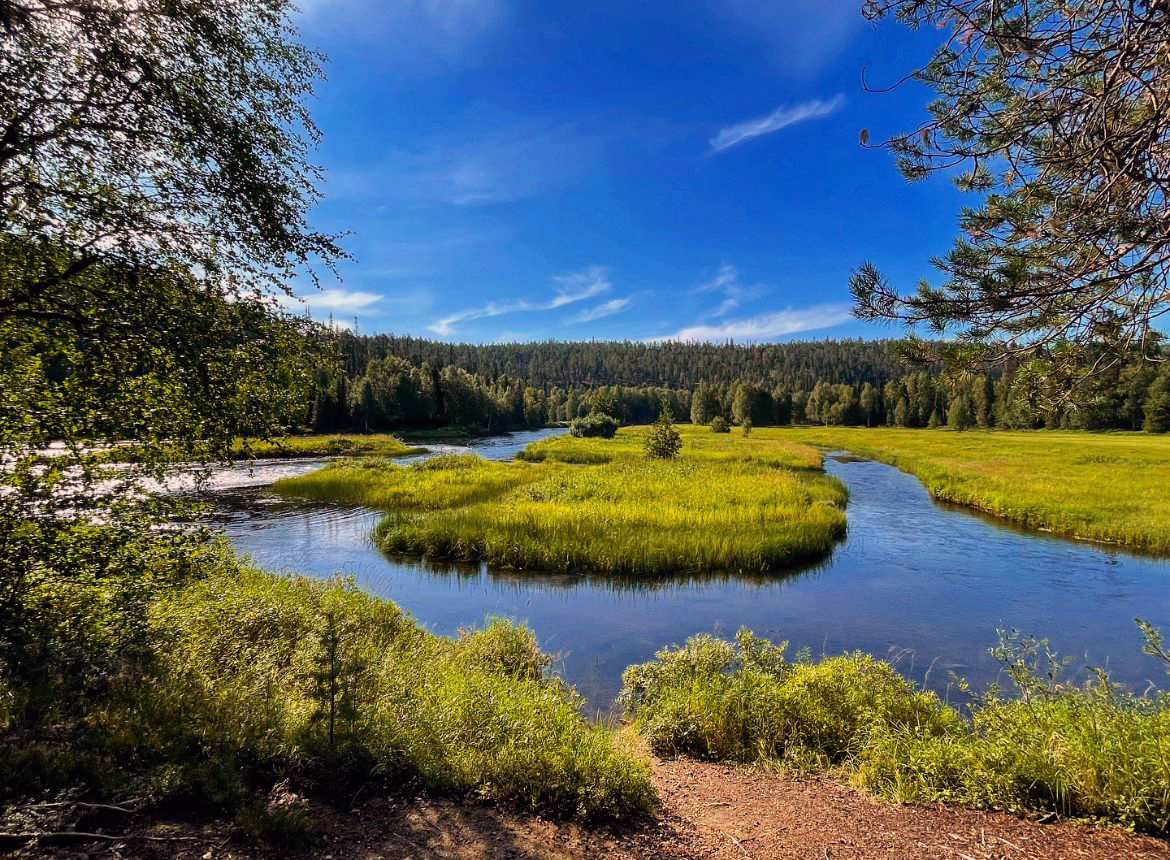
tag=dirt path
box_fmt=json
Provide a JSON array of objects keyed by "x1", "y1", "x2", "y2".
[{"x1": 12, "y1": 759, "x2": 1169, "y2": 859}]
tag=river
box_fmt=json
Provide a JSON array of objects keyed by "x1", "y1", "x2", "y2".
[{"x1": 204, "y1": 428, "x2": 1170, "y2": 709}]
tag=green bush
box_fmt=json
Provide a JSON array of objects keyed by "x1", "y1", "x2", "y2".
[
  {"x1": 620, "y1": 630, "x2": 953, "y2": 766},
  {"x1": 144, "y1": 566, "x2": 655, "y2": 821},
  {"x1": 709, "y1": 416, "x2": 729, "y2": 433},
  {"x1": 569, "y1": 412, "x2": 620, "y2": 438},
  {"x1": 621, "y1": 626, "x2": 1170, "y2": 833}
]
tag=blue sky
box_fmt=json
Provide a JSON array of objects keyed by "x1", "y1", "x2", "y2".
[{"x1": 289, "y1": 0, "x2": 964, "y2": 343}]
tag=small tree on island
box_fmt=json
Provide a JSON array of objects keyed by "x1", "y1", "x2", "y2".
[{"x1": 645, "y1": 399, "x2": 683, "y2": 459}]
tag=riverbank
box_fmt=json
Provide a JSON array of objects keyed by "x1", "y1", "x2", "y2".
[
  {"x1": 776, "y1": 428, "x2": 1170, "y2": 553},
  {"x1": 14, "y1": 758, "x2": 1170, "y2": 859}
]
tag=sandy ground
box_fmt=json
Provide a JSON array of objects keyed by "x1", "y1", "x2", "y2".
[{"x1": 8, "y1": 759, "x2": 1169, "y2": 859}]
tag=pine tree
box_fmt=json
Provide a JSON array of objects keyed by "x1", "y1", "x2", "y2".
[
  {"x1": 645, "y1": 400, "x2": 683, "y2": 459},
  {"x1": 947, "y1": 397, "x2": 974, "y2": 431},
  {"x1": 1144, "y1": 369, "x2": 1170, "y2": 433}
]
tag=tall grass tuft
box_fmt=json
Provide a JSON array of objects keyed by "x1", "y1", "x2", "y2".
[{"x1": 620, "y1": 626, "x2": 1170, "y2": 833}]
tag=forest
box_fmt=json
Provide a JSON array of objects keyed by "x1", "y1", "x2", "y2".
[{"x1": 307, "y1": 334, "x2": 1170, "y2": 434}]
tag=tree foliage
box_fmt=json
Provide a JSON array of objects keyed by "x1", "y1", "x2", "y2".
[
  {"x1": 853, "y1": 0, "x2": 1170, "y2": 385},
  {"x1": 0, "y1": 0, "x2": 337, "y2": 699},
  {"x1": 644, "y1": 401, "x2": 682, "y2": 459}
]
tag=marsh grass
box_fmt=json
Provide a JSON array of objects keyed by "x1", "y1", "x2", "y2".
[
  {"x1": 100, "y1": 434, "x2": 426, "y2": 463},
  {"x1": 620, "y1": 627, "x2": 1170, "y2": 833},
  {"x1": 237, "y1": 434, "x2": 427, "y2": 459},
  {"x1": 276, "y1": 427, "x2": 846, "y2": 575},
  {"x1": 1, "y1": 561, "x2": 655, "y2": 822},
  {"x1": 779, "y1": 427, "x2": 1170, "y2": 553}
]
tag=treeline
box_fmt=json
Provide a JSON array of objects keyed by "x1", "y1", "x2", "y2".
[
  {"x1": 334, "y1": 334, "x2": 919, "y2": 390},
  {"x1": 305, "y1": 335, "x2": 1170, "y2": 434}
]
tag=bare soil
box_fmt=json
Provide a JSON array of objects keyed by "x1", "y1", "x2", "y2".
[{"x1": 8, "y1": 759, "x2": 1168, "y2": 860}]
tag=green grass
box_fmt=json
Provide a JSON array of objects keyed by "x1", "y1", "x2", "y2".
[
  {"x1": 620, "y1": 627, "x2": 1170, "y2": 833},
  {"x1": 274, "y1": 426, "x2": 847, "y2": 576},
  {"x1": 1, "y1": 552, "x2": 655, "y2": 823},
  {"x1": 235, "y1": 433, "x2": 427, "y2": 459},
  {"x1": 96, "y1": 433, "x2": 427, "y2": 463},
  {"x1": 777, "y1": 427, "x2": 1170, "y2": 553}
]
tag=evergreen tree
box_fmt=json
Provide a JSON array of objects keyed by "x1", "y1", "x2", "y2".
[
  {"x1": 645, "y1": 400, "x2": 682, "y2": 459},
  {"x1": 948, "y1": 397, "x2": 974, "y2": 431},
  {"x1": 1144, "y1": 370, "x2": 1170, "y2": 434}
]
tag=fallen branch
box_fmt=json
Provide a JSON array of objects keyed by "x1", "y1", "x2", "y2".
[
  {"x1": 0, "y1": 831, "x2": 205, "y2": 845},
  {"x1": 23, "y1": 801, "x2": 138, "y2": 814}
]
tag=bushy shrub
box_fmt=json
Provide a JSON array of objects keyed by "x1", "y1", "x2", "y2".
[
  {"x1": 620, "y1": 630, "x2": 953, "y2": 766},
  {"x1": 144, "y1": 567, "x2": 655, "y2": 821},
  {"x1": 621, "y1": 626, "x2": 1170, "y2": 833},
  {"x1": 709, "y1": 416, "x2": 729, "y2": 433},
  {"x1": 569, "y1": 412, "x2": 620, "y2": 438},
  {"x1": 1, "y1": 555, "x2": 655, "y2": 824}
]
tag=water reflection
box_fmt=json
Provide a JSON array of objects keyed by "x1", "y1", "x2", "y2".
[{"x1": 207, "y1": 431, "x2": 1170, "y2": 710}]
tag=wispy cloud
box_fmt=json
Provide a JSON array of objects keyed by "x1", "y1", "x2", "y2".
[
  {"x1": 277, "y1": 287, "x2": 382, "y2": 312},
  {"x1": 653, "y1": 302, "x2": 853, "y2": 343},
  {"x1": 711, "y1": 95, "x2": 844, "y2": 152},
  {"x1": 692, "y1": 264, "x2": 765, "y2": 317},
  {"x1": 328, "y1": 120, "x2": 606, "y2": 207},
  {"x1": 430, "y1": 266, "x2": 611, "y2": 336},
  {"x1": 570, "y1": 297, "x2": 631, "y2": 323}
]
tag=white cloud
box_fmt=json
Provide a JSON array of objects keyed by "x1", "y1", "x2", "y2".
[
  {"x1": 570, "y1": 298, "x2": 631, "y2": 323},
  {"x1": 430, "y1": 266, "x2": 611, "y2": 336},
  {"x1": 692, "y1": 263, "x2": 765, "y2": 317},
  {"x1": 653, "y1": 303, "x2": 853, "y2": 343},
  {"x1": 276, "y1": 287, "x2": 382, "y2": 312},
  {"x1": 306, "y1": 288, "x2": 383, "y2": 311},
  {"x1": 711, "y1": 95, "x2": 845, "y2": 152}
]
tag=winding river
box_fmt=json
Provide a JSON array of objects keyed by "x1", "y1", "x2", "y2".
[{"x1": 204, "y1": 429, "x2": 1170, "y2": 709}]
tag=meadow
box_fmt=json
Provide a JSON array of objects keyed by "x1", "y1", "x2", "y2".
[
  {"x1": 273, "y1": 426, "x2": 847, "y2": 576},
  {"x1": 775, "y1": 427, "x2": 1170, "y2": 553},
  {"x1": 620, "y1": 625, "x2": 1170, "y2": 833}
]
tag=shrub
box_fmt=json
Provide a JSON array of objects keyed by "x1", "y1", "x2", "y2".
[
  {"x1": 569, "y1": 412, "x2": 620, "y2": 438},
  {"x1": 621, "y1": 626, "x2": 1170, "y2": 833},
  {"x1": 742, "y1": 418, "x2": 753, "y2": 437},
  {"x1": 620, "y1": 630, "x2": 953, "y2": 766},
  {"x1": 144, "y1": 567, "x2": 656, "y2": 822},
  {"x1": 709, "y1": 416, "x2": 729, "y2": 433}
]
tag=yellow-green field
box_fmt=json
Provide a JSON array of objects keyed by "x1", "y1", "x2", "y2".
[
  {"x1": 778, "y1": 427, "x2": 1170, "y2": 553},
  {"x1": 273, "y1": 426, "x2": 846, "y2": 576},
  {"x1": 237, "y1": 433, "x2": 426, "y2": 459}
]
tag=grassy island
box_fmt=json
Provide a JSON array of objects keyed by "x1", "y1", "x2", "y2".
[{"x1": 272, "y1": 426, "x2": 847, "y2": 576}]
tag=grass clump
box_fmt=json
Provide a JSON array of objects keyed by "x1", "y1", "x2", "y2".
[
  {"x1": 279, "y1": 426, "x2": 846, "y2": 576},
  {"x1": 621, "y1": 626, "x2": 1170, "y2": 833},
  {"x1": 779, "y1": 427, "x2": 1170, "y2": 552},
  {"x1": 144, "y1": 565, "x2": 655, "y2": 821},
  {"x1": 0, "y1": 547, "x2": 655, "y2": 824}
]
